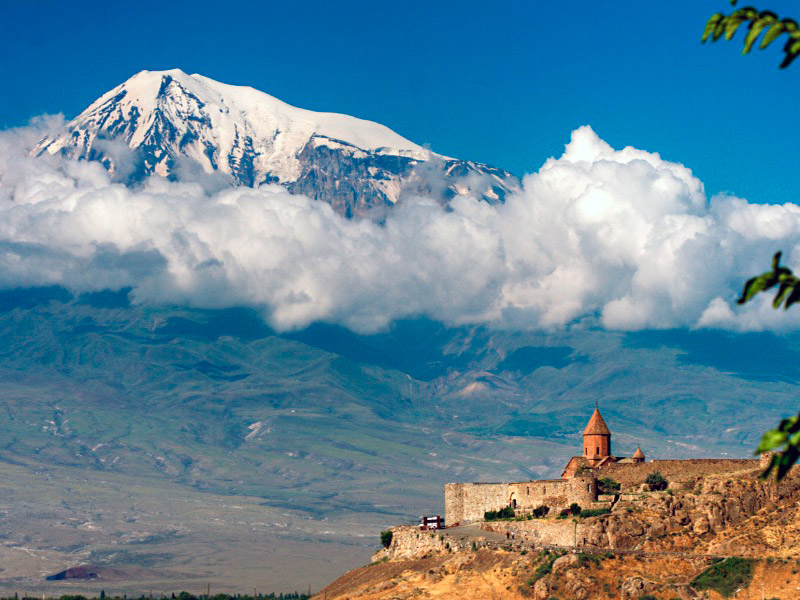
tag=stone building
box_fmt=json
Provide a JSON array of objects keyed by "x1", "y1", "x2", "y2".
[
  {"x1": 444, "y1": 406, "x2": 758, "y2": 525},
  {"x1": 561, "y1": 406, "x2": 647, "y2": 477}
]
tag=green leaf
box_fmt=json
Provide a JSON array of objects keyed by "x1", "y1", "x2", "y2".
[
  {"x1": 714, "y1": 18, "x2": 728, "y2": 41},
  {"x1": 776, "y1": 445, "x2": 799, "y2": 480},
  {"x1": 783, "y1": 18, "x2": 799, "y2": 34},
  {"x1": 756, "y1": 429, "x2": 787, "y2": 453},
  {"x1": 725, "y1": 16, "x2": 746, "y2": 40},
  {"x1": 759, "y1": 453, "x2": 779, "y2": 479},
  {"x1": 788, "y1": 431, "x2": 800, "y2": 447},
  {"x1": 743, "y1": 20, "x2": 769, "y2": 54},
  {"x1": 703, "y1": 14, "x2": 725, "y2": 42},
  {"x1": 783, "y1": 286, "x2": 800, "y2": 308},
  {"x1": 783, "y1": 414, "x2": 800, "y2": 433},
  {"x1": 761, "y1": 22, "x2": 786, "y2": 48},
  {"x1": 737, "y1": 273, "x2": 777, "y2": 304},
  {"x1": 742, "y1": 7, "x2": 759, "y2": 21},
  {"x1": 773, "y1": 281, "x2": 793, "y2": 308},
  {"x1": 780, "y1": 49, "x2": 800, "y2": 69}
]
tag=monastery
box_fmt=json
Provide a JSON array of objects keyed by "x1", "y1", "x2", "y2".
[{"x1": 445, "y1": 406, "x2": 759, "y2": 525}]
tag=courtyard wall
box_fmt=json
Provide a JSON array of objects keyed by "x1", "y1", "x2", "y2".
[{"x1": 445, "y1": 476, "x2": 596, "y2": 525}]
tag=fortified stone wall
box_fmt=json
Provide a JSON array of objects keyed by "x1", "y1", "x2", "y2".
[
  {"x1": 445, "y1": 482, "x2": 508, "y2": 525},
  {"x1": 598, "y1": 459, "x2": 758, "y2": 490},
  {"x1": 507, "y1": 480, "x2": 570, "y2": 513},
  {"x1": 481, "y1": 519, "x2": 585, "y2": 547},
  {"x1": 446, "y1": 477, "x2": 596, "y2": 525},
  {"x1": 372, "y1": 526, "x2": 454, "y2": 562}
]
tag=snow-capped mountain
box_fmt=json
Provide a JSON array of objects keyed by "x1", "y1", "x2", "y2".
[{"x1": 36, "y1": 69, "x2": 518, "y2": 217}]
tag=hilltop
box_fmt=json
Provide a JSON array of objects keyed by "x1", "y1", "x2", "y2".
[{"x1": 318, "y1": 465, "x2": 800, "y2": 599}]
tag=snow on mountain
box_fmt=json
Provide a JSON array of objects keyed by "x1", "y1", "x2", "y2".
[{"x1": 36, "y1": 69, "x2": 518, "y2": 217}]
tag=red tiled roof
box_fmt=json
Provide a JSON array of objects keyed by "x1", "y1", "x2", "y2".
[
  {"x1": 583, "y1": 407, "x2": 611, "y2": 436},
  {"x1": 633, "y1": 447, "x2": 645, "y2": 459}
]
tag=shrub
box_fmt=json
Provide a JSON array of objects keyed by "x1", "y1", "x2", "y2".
[
  {"x1": 691, "y1": 557, "x2": 754, "y2": 597},
  {"x1": 569, "y1": 503, "x2": 582, "y2": 515},
  {"x1": 598, "y1": 477, "x2": 621, "y2": 493},
  {"x1": 645, "y1": 471, "x2": 668, "y2": 491},
  {"x1": 485, "y1": 506, "x2": 515, "y2": 521},
  {"x1": 380, "y1": 529, "x2": 393, "y2": 548},
  {"x1": 526, "y1": 551, "x2": 562, "y2": 585},
  {"x1": 579, "y1": 508, "x2": 611, "y2": 518},
  {"x1": 577, "y1": 552, "x2": 601, "y2": 567},
  {"x1": 532, "y1": 505, "x2": 549, "y2": 518}
]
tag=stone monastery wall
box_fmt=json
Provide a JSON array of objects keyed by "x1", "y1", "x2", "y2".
[
  {"x1": 598, "y1": 459, "x2": 759, "y2": 490},
  {"x1": 445, "y1": 477, "x2": 596, "y2": 525},
  {"x1": 444, "y1": 407, "x2": 762, "y2": 527}
]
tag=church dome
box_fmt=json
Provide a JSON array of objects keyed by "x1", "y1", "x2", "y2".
[{"x1": 583, "y1": 407, "x2": 611, "y2": 436}]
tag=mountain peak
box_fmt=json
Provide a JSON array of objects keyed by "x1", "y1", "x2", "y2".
[{"x1": 36, "y1": 70, "x2": 517, "y2": 216}]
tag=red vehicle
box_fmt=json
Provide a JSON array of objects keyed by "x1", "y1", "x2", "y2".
[{"x1": 419, "y1": 515, "x2": 444, "y2": 530}]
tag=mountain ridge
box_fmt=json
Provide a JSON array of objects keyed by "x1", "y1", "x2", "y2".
[
  {"x1": 0, "y1": 286, "x2": 798, "y2": 590},
  {"x1": 36, "y1": 69, "x2": 519, "y2": 217}
]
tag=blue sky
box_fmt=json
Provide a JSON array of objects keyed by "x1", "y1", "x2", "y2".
[{"x1": 1, "y1": 0, "x2": 798, "y2": 205}]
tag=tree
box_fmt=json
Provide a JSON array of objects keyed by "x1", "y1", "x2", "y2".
[
  {"x1": 704, "y1": 2, "x2": 800, "y2": 480},
  {"x1": 532, "y1": 505, "x2": 549, "y2": 518},
  {"x1": 645, "y1": 471, "x2": 668, "y2": 491},
  {"x1": 380, "y1": 529, "x2": 393, "y2": 548},
  {"x1": 569, "y1": 502, "x2": 582, "y2": 515},
  {"x1": 598, "y1": 477, "x2": 621, "y2": 493}
]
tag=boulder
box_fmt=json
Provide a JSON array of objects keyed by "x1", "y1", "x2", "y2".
[
  {"x1": 551, "y1": 553, "x2": 580, "y2": 574},
  {"x1": 621, "y1": 575, "x2": 657, "y2": 598}
]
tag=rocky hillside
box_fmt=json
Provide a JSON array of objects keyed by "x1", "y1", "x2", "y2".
[
  {"x1": 317, "y1": 467, "x2": 800, "y2": 599},
  {"x1": 318, "y1": 549, "x2": 800, "y2": 599}
]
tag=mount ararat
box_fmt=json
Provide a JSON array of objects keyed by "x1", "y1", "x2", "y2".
[{"x1": 36, "y1": 69, "x2": 518, "y2": 217}]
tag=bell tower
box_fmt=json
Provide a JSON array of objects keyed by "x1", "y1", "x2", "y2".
[{"x1": 583, "y1": 405, "x2": 611, "y2": 466}]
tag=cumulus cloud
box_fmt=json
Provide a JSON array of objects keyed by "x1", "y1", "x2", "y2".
[{"x1": 1, "y1": 120, "x2": 799, "y2": 333}]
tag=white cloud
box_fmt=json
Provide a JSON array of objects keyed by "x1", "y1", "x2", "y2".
[{"x1": 1, "y1": 121, "x2": 799, "y2": 333}]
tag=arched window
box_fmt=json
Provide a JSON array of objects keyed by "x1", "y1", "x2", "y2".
[{"x1": 596, "y1": 446, "x2": 599, "y2": 454}]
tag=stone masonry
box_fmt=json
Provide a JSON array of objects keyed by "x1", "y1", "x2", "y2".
[{"x1": 444, "y1": 407, "x2": 759, "y2": 525}]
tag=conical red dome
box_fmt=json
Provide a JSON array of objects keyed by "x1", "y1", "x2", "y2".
[{"x1": 583, "y1": 407, "x2": 611, "y2": 436}]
